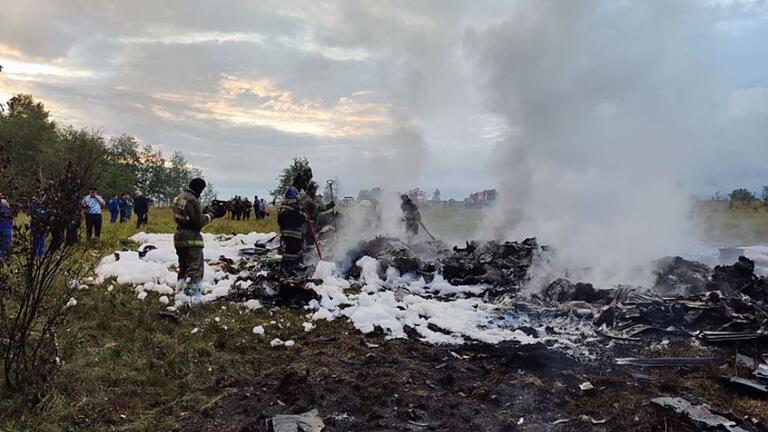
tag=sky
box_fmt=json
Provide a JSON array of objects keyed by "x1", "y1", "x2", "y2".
[{"x1": 1, "y1": 0, "x2": 767, "y2": 200}]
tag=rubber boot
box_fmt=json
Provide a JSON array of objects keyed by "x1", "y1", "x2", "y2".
[{"x1": 185, "y1": 280, "x2": 202, "y2": 304}]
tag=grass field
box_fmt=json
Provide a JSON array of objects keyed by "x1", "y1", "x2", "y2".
[
  {"x1": 694, "y1": 200, "x2": 768, "y2": 244},
  {"x1": 2, "y1": 202, "x2": 768, "y2": 431}
]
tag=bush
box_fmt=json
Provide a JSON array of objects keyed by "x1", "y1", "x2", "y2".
[{"x1": 0, "y1": 150, "x2": 90, "y2": 398}]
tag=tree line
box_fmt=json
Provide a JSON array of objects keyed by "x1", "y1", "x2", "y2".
[{"x1": 0, "y1": 94, "x2": 215, "y2": 204}]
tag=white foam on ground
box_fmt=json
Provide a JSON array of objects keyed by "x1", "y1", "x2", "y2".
[
  {"x1": 96, "y1": 232, "x2": 276, "y2": 306},
  {"x1": 307, "y1": 257, "x2": 542, "y2": 345},
  {"x1": 98, "y1": 233, "x2": 595, "y2": 348}
]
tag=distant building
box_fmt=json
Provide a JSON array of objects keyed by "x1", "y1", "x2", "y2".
[
  {"x1": 466, "y1": 189, "x2": 497, "y2": 207},
  {"x1": 342, "y1": 196, "x2": 355, "y2": 207}
]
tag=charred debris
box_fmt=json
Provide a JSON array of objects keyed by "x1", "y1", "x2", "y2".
[{"x1": 204, "y1": 235, "x2": 768, "y2": 429}]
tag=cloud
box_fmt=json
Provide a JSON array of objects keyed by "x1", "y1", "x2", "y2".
[{"x1": 0, "y1": 0, "x2": 767, "y2": 205}]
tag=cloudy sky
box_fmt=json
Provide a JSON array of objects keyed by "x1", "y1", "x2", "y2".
[{"x1": 1, "y1": 0, "x2": 767, "y2": 200}]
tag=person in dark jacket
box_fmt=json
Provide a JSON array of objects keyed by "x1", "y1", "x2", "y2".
[
  {"x1": 119, "y1": 193, "x2": 132, "y2": 223},
  {"x1": 31, "y1": 201, "x2": 48, "y2": 257},
  {"x1": 108, "y1": 195, "x2": 120, "y2": 223},
  {"x1": 278, "y1": 186, "x2": 306, "y2": 276},
  {"x1": 254, "y1": 195, "x2": 262, "y2": 219},
  {"x1": 299, "y1": 181, "x2": 335, "y2": 245},
  {"x1": 277, "y1": 167, "x2": 313, "y2": 275},
  {"x1": 243, "y1": 197, "x2": 252, "y2": 220},
  {"x1": 173, "y1": 178, "x2": 219, "y2": 303},
  {"x1": 0, "y1": 193, "x2": 13, "y2": 261},
  {"x1": 133, "y1": 190, "x2": 150, "y2": 229},
  {"x1": 400, "y1": 194, "x2": 421, "y2": 239}
]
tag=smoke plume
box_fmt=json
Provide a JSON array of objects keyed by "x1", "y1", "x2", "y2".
[{"x1": 464, "y1": 1, "x2": 726, "y2": 286}]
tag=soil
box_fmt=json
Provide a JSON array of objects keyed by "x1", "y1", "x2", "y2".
[{"x1": 174, "y1": 319, "x2": 765, "y2": 432}]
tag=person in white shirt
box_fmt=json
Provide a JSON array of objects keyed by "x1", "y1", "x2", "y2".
[{"x1": 81, "y1": 187, "x2": 106, "y2": 243}]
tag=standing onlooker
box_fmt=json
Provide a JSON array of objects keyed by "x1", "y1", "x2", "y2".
[
  {"x1": 82, "y1": 187, "x2": 105, "y2": 243},
  {"x1": 260, "y1": 198, "x2": 267, "y2": 219},
  {"x1": 31, "y1": 200, "x2": 48, "y2": 256},
  {"x1": 0, "y1": 192, "x2": 13, "y2": 261},
  {"x1": 108, "y1": 195, "x2": 120, "y2": 223},
  {"x1": 119, "y1": 193, "x2": 132, "y2": 223},
  {"x1": 134, "y1": 190, "x2": 150, "y2": 229},
  {"x1": 234, "y1": 196, "x2": 243, "y2": 220},
  {"x1": 243, "y1": 197, "x2": 252, "y2": 220}
]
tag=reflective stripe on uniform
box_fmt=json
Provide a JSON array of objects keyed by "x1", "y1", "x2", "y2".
[
  {"x1": 175, "y1": 239, "x2": 204, "y2": 248},
  {"x1": 281, "y1": 229, "x2": 303, "y2": 239}
]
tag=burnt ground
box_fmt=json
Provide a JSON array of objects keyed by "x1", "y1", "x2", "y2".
[{"x1": 175, "y1": 318, "x2": 767, "y2": 432}]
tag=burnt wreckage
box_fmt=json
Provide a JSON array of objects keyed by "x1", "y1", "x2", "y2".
[{"x1": 223, "y1": 235, "x2": 768, "y2": 429}]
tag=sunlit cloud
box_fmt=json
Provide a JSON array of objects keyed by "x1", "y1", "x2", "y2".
[
  {"x1": 150, "y1": 75, "x2": 392, "y2": 137},
  {"x1": 121, "y1": 31, "x2": 265, "y2": 45},
  {"x1": 0, "y1": 57, "x2": 94, "y2": 79}
]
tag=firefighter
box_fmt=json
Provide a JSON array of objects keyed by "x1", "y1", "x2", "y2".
[
  {"x1": 278, "y1": 186, "x2": 306, "y2": 276},
  {"x1": 400, "y1": 194, "x2": 421, "y2": 238},
  {"x1": 300, "y1": 181, "x2": 335, "y2": 245},
  {"x1": 172, "y1": 178, "x2": 218, "y2": 303}
]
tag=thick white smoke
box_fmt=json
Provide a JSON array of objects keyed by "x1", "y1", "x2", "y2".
[{"x1": 464, "y1": 1, "x2": 726, "y2": 286}]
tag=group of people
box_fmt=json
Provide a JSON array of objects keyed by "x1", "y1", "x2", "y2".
[
  {"x1": 225, "y1": 196, "x2": 268, "y2": 220},
  {"x1": 0, "y1": 186, "x2": 155, "y2": 261},
  {"x1": 107, "y1": 190, "x2": 151, "y2": 228}
]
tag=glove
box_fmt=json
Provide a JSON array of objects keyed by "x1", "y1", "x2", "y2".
[{"x1": 327, "y1": 200, "x2": 335, "y2": 209}]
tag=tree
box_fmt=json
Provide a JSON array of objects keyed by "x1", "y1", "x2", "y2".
[
  {"x1": 0, "y1": 94, "x2": 215, "y2": 204},
  {"x1": 729, "y1": 188, "x2": 756, "y2": 209},
  {"x1": 57, "y1": 127, "x2": 106, "y2": 191},
  {"x1": 0, "y1": 94, "x2": 58, "y2": 198},
  {"x1": 102, "y1": 134, "x2": 140, "y2": 197},
  {"x1": 270, "y1": 157, "x2": 310, "y2": 202}
]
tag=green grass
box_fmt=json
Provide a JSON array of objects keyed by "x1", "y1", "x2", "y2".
[
  {"x1": 0, "y1": 208, "x2": 281, "y2": 432},
  {"x1": 694, "y1": 201, "x2": 768, "y2": 244}
]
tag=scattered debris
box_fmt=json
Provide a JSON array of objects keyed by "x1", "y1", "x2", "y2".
[
  {"x1": 720, "y1": 376, "x2": 768, "y2": 397},
  {"x1": 650, "y1": 397, "x2": 749, "y2": 432},
  {"x1": 616, "y1": 357, "x2": 723, "y2": 368},
  {"x1": 264, "y1": 409, "x2": 325, "y2": 432}
]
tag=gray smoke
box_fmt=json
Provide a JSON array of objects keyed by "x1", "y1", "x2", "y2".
[{"x1": 464, "y1": 1, "x2": 738, "y2": 286}]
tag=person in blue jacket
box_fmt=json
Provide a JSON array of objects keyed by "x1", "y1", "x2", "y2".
[
  {"x1": 30, "y1": 201, "x2": 47, "y2": 257},
  {"x1": 108, "y1": 195, "x2": 120, "y2": 223},
  {"x1": 0, "y1": 192, "x2": 13, "y2": 261}
]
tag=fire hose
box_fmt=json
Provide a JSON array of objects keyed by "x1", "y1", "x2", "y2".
[
  {"x1": 306, "y1": 214, "x2": 323, "y2": 259},
  {"x1": 419, "y1": 220, "x2": 437, "y2": 241}
]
